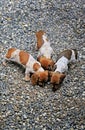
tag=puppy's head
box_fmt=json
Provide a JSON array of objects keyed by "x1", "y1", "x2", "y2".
[
  {"x1": 37, "y1": 56, "x2": 55, "y2": 70},
  {"x1": 50, "y1": 72, "x2": 66, "y2": 92},
  {"x1": 31, "y1": 71, "x2": 49, "y2": 87},
  {"x1": 6, "y1": 48, "x2": 17, "y2": 59},
  {"x1": 35, "y1": 30, "x2": 45, "y2": 50}
]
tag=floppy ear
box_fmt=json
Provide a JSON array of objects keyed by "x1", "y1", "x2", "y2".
[
  {"x1": 33, "y1": 63, "x2": 41, "y2": 71},
  {"x1": 60, "y1": 74, "x2": 66, "y2": 84},
  {"x1": 40, "y1": 71, "x2": 48, "y2": 82},
  {"x1": 31, "y1": 73, "x2": 39, "y2": 86}
]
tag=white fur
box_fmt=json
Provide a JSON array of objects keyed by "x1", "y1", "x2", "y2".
[
  {"x1": 38, "y1": 34, "x2": 54, "y2": 59},
  {"x1": 37, "y1": 67, "x2": 44, "y2": 72},
  {"x1": 55, "y1": 56, "x2": 69, "y2": 73},
  {"x1": 55, "y1": 50, "x2": 77, "y2": 73}
]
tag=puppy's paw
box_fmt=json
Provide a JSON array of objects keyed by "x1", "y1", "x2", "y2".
[
  {"x1": 3, "y1": 61, "x2": 7, "y2": 66},
  {"x1": 23, "y1": 75, "x2": 30, "y2": 82}
]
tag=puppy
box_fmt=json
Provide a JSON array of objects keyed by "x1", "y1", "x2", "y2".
[
  {"x1": 37, "y1": 56, "x2": 55, "y2": 71},
  {"x1": 36, "y1": 30, "x2": 54, "y2": 70},
  {"x1": 31, "y1": 70, "x2": 50, "y2": 87},
  {"x1": 54, "y1": 49, "x2": 78, "y2": 73},
  {"x1": 50, "y1": 49, "x2": 77, "y2": 91},
  {"x1": 3, "y1": 48, "x2": 44, "y2": 81}
]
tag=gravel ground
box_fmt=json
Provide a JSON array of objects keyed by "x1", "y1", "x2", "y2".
[{"x1": 0, "y1": 0, "x2": 85, "y2": 130}]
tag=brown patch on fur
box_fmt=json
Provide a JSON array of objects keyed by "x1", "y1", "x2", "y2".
[
  {"x1": 37, "y1": 56, "x2": 55, "y2": 70},
  {"x1": 51, "y1": 72, "x2": 66, "y2": 84},
  {"x1": 31, "y1": 73, "x2": 39, "y2": 85},
  {"x1": 19, "y1": 50, "x2": 29, "y2": 65},
  {"x1": 31, "y1": 71, "x2": 49, "y2": 87},
  {"x1": 33, "y1": 62, "x2": 41, "y2": 71},
  {"x1": 57, "y1": 49, "x2": 72, "y2": 61},
  {"x1": 6, "y1": 48, "x2": 17, "y2": 59},
  {"x1": 50, "y1": 72, "x2": 66, "y2": 92},
  {"x1": 36, "y1": 30, "x2": 45, "y2": 50}
]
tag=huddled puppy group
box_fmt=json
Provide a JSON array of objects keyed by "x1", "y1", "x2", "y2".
[{"x1": 3, "y1": 30, "x2": 78, "y2": 92}]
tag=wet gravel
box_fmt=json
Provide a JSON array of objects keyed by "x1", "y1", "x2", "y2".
[{"x1": 0, "y1": 0, "x2": 85, "y2": 130}]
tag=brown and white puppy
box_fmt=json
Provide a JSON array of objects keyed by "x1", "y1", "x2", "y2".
[
  {"x1": 31, "y1": 70, "x2": 50, "y2": 87},
  {"x1": 3, "y1": 48, "x2": 44, "y2": 81},
  {"x1": 37, "y1": 56, "x2": 55, "y2": 71},
  {"x1": 54, "y1": 49, "x2": 78, "y2": 73},
  {"x1": 36, "y1": 30, "x2": 54, "y2": 70},
  {"x1": 50, "y1": 49, "x2": 77, "y2": 92}
]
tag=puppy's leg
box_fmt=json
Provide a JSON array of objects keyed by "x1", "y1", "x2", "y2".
[
  {"x1": 3, "y1": 59, "x2": 7, "y2": 66},
  {"x1": 24, "y1": 68, "x2": 30, "y2": 81},
  {"x1": 35, "y1": 43, "x2": 38, "y2": 50},
  {"x1": 24, "y1": 74, "x2": 30, "y2": 81}
]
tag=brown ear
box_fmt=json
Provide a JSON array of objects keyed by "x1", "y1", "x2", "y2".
[
  {"x1": 60, "y1": 74, "x2": 66, "y2": 84},
  {"x1": 31, "y1": 73, "x2": 39, "y2": 85},
  {"x1": 33, "y1": 63, "x2": 41, "y2": 71},
  {"x1": 40, "y1": 71, "x2": 48, "y2": 82}
]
